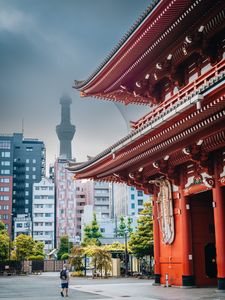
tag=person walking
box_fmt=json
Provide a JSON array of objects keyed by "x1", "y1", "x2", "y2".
[{"x1": 60, "y1": 264, "x2": 70, "y2": 297}]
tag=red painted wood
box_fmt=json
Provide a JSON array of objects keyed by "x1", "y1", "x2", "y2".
[
  {"x1": 212, "y1": 160, "x2": 225, "y2": 278},
  {"x1": 180, "y1": 181, "x2": 194, "y2": 278},
  {"x1": 190, "y1": 191, "x2": 217, "y2": 286},
  {"x1": 153, "y1": 193, "x2": 161, "y2": 276}
]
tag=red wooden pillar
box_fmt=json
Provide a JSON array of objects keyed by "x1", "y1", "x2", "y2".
[
  {"x1": 153, "y1": 191, "x2": 161, "y2": 284},
  {"x1": 212, "y1": 159, "x2": 225, "y2": 290},
  {"x1": 180, "y1": 172, "x2": 195, "y2": 286}
]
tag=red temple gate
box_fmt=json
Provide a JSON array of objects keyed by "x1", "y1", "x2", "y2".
[{"x1": 69, "y1": 0, "x2": 225, "y2": 289}]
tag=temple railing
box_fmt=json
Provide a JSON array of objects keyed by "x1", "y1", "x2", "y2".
[{"x1": 132, "y1": 58, "x2": 225, "y2": 130}]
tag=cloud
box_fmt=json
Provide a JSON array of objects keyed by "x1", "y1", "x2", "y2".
[
  {"x1": 0, "y1": 8, "x2": 32, "y2": 32},
  {"x1": 0, "y1": 0, "x2": 151, "y2": 169}
]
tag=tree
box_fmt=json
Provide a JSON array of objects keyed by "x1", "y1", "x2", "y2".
[
  {"x1": 82, "y1": 213, "x2": 102, "y2": 246},
  {"x1": 0, "y1": 222, "x2": 10, "y2": 261},
  {"x1": 127, "y1": 217, "x2": 133, "y2": 234},
  {"x1": 129, "y1": 202, "x2": 153, "y2": 258},
  {"x1": 33, "y1": 241, "x2": 45, "y2": 256},
  {"x1": 70, "y1": 246, "x2": 84, "y2": 271},
  {"x1": 57, "y1": 235, "x2": 73, "y2": 260},
  {"x1": 14, "y1": 234, "x2": 35, "y2": 260},
  {"x1": 84, "y1": 246, "x2": 112, "y2": 277},
  {"x1": 0, "y1": 221, "x2": 6, "y2": 232},
  {"x1": 117, "y1": 216, "x2": 126, "y2": 237}
]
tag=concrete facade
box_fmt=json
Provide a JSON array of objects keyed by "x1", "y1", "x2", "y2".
[
  {"x1": 14, "y1": 213, "x2": 32, "y2": 239},
  {"x1": 32, "y1": 177, "x2": 55, "y2": 253}
]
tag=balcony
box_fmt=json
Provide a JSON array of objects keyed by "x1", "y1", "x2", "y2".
[{"x1": 133, "y1": 59, "x2": 225, "y2": 130}]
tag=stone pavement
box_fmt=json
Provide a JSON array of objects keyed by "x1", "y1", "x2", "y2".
[{"x1": 0, "y1": 273, "x2": 225, "y2": 300}]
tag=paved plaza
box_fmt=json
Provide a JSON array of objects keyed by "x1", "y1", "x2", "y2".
[{"x1": 0, "y1": 273, "x2": 225, "y2": 300}]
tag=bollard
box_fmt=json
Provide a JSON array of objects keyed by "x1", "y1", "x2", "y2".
[{"x1": 165, "y1": 273, "x2": 169, "y2": 287}]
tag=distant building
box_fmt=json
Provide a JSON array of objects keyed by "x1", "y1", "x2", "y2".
[
  {"x1": 128, "y1": 187, "x2": 152, "y2": 216},
  {"x1": 113, "y1": 183, "x2": 151, "y2": 217},
  {"x1": 0, "y1": 133, "x2": 45, "y2": 237},
  {"x1": 14, "y1": 214, "x2": 32, "y2": 239},
  {"x1": 81, "y1": 205, "x2": 115, "y2": 240},
  {"x1": 81, "y1": 204, "x2": 139, "y2": 241},
  {"x1": 32, "y1": 177, "x2": 55, "y2": 253},
  {"x1": 55, "y1": 158, "x2": 93, "y2": 245},
  {"x1": 93, "y1": 181, "x2": 113, "y2": 219},
  {"x1": 12, "y1": 133, "x2": 46, "y2": 217},
  {"x1": 113, "y1": 183, "x2": 129, "y2": 217},
  {"x1": 0, "y1": 135, "x2": 14, "y2": 236},
  {"x1": 75, "y1": 179, "x2": 93, "y2": 238}
]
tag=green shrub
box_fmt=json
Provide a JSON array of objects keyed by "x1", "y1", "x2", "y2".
[
  {"x1": 61, "y1": 253, "x2": 69, "y2": 260},
  {"x1": 27, "y1": 255, "x2": 44, "y2": 261},
  {"x1": 70, "y1": 271, "x2": 84, "y2": 277}
]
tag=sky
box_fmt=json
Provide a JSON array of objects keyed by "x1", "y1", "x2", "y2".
[{"x1": 0, "y1": 0, "x2": 151, "y2": 169}]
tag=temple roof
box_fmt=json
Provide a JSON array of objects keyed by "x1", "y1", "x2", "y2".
[
  {"x1": 70, "y1": 0, "x2": 225, "y2": 185},
  {"x1": 73, "y1": 0, "x2": 160, "y2": 90},
  {"x1": 73, "y1": 0, "x2": 225, "y2": 106},
  {"x1": 68, "y1": 59, "x2": 225, "y2": 181}
]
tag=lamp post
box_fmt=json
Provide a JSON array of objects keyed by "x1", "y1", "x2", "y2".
[{"x1": 124, "y1": 228, "x2": 129, "y2": 277}]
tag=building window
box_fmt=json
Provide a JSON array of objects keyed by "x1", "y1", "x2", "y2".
[
  {"x1": 25, "y1": 208, "x2": 28, "y2": 213},
  {"x1": 45, "y1": 204, "x2": 53, "y2": 208},
  {"x1": 131, "y1": 187, "x2": 135, "y2": 191},
  {"x1": 25, "y1": 191, "x2": 29, "y2": 196},
  {"x1": 26, "y1": 159, "x2": 30, "y2": 163},
  {"x1": 32, "y1": 175, "x2": 36, "y2": 180},
  {"x1": 1, "y1": 151, "x2": 10, "y2": 157},
  {"x1": 25, "y1": 183, "x2": 29, "y2": 188},
  {"x1": 25, "y1": 199, "x2": 29, "y2": 204},
  {"x1": 34, "y1": 204, "x2": 43, "y2": 208},
  {"x1": 1, "y1": 169, "x2": 10, "y2": 175},
  {"x1": 26, "y1": 167, "x2": 30, "y2": 171},
  {"x1": 131, "y1": 194, "x2": 135, "y2": 200},
  {"x1": 34, "y1": 213, "x2": 43, "y2": 217},
  {"x1": 49, "y1": 187, "x2": 53, "y2": 191},
  {"x1": 0, "y1": 140, "x2": 11, "y2": 149},
  {"x1": 0, "y1": 178, "x2": 10, "y2": 183},
  {"x1": 0, "y1": 187, "x2": 10, "y2": 192},
  {"x1": 45, "y1": 222, "x2": 52, "y2": 226},
  {"x1": 32, "y1": 159, "x2": 36, "y2": 164},
  {"x1": 1, "y1": 161, "x2": 10, "y2": 166},
  {"x1": 25, "y1": 175, "x2": 29, "y2": 179},
  {"x1": 32, "y1": 167, "x2": 36, "y2": 172},
  {"x1": 45, "y1": 213, "x2": 52, "y2": 217},
  {"x1": 26, "y1": 147, "x2": 33, "y2": 152},
  {"x1": 137, "y1": 191, "x2": 143, "y2": 197},
  {"x1": 131, "y1": 203, "x2": 135, "y2": 209},
  {"x1": 16, "y1": 223, "x2": 23, "y2": 228},
  {"x1": 35, "y1": 187, "x2": 39, "y2": 190},
  {"x1": 138, "y1": 208, "x2": 143, "y2": 214},
  {"x1": 138, "y1": 199, "x2": 143, "y2": 206},
  {"x1": 41, "y1": 186, "x2": 48, "y2": 190},
  {"x1": 0, "y1": 196, "x2": 9, "y2": 201}
]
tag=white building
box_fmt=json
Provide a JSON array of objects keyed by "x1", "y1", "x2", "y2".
[
  {"x1": 14, "y1": 214, "x2": 32, "y2": 239},
  {"x1": 32, "y1": 177, "x2": 55, "y2": 253},
  {"x1": 93, "y1": 181, "x2": 113, "y2": 219}
]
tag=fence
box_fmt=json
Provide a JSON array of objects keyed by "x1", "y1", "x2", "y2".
[{"x1": 0, "y1": 260, "x2": 64, "y2": 275}]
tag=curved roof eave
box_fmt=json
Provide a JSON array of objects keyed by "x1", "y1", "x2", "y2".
[{"x1": 73, "y1": 0, "x2": 161, "y2": 91}]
